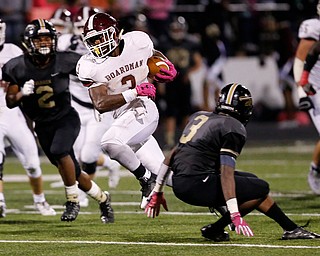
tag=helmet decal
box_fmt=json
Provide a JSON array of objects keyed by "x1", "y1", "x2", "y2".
[{"x1": 226, "y1": 83, "x2": 239, "y2": 105}]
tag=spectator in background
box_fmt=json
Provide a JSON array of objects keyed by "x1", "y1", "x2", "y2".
[
  {"x1": 142, "y1": 0, "x2": 174, "y2": 40},
  {"x1": 201, "y1": 23, "x2": 227, "y2": 110},
  {"x1": 157, "y1": 16, "x2": 204, "y2": 149},
  {"x1": 0, "y1": 0, "x2": 32, "y2": 46},
  {"x1": 258, "y1": 14, "x2": 302, "y2": 126}
]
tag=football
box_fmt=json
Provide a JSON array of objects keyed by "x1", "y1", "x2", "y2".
[{"x1": 147, "y1": 56, "x2": 169, "y2": 78}]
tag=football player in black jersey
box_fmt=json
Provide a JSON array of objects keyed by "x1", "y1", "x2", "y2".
[
  {"x1": 144, "y1": 83, "x2": 320, "y2": 241},
  {"x1": 2, "y1": 19, "x2": 114, "y2": 223}
]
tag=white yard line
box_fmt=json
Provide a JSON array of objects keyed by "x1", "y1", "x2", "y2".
[{"x1": 0, "y1": 240, "x2": 319, "y2": 249}]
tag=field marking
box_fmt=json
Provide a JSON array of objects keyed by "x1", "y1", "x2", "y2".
[
  {"x1": 0, "y1": 240, "x2": 319, "y2": 249},
  {"x1": 4, "y1": 208, "x2": 320, "y2": 217}
]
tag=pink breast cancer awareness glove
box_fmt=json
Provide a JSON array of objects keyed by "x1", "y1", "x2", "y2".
[
  {"x1": 230, "y1": 212, "x2": 254, "y2": 237},
  {"x1": 136, "y1": 82, "x2": 156, "y2": 100},
  {"x1": 145, "y1": 192, "x2": 168, "y2": 218},
  {"x1": 154, "y1": 60, "x2": 177, "y2": 83},
  {"x1": 299, "y1": 71, "x2": 316, "y2": 96}
]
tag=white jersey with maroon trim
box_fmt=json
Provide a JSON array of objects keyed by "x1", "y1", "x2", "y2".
[{"x1": 77, "y1": 31, "x2": 153, "y2": 117}]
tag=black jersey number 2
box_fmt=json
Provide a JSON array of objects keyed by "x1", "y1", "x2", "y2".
[
  {"x1": 36, "y1": 85, "x2": 55, "y2": 108},
  {"x1": 179, "y1": 115, "x2": 209, "y2": 144}
]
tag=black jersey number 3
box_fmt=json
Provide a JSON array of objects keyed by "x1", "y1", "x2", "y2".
[{"x1": 179, "y1": 115, "x2": 209, "y2": 144}]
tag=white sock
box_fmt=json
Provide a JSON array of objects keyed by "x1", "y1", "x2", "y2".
[
  {"x1": 33, "y1": 193, "x2": 45, "y2": 203},
  {"x1": 65, "y1": 184, "x2": 79, "y2": 203},
  {"x1": 86, "y1": 181, "x2": 106, "y2": 203}
]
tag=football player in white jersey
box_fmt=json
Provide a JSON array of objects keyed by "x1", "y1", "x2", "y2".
[
  {"x1": 77, "y1": 12, "x2": 177, "y2": 208},
  {"x1": 294, "y1": 1, "x2": 320, "y2": 195},
  {"x1": 0, "y1": 20, "x2": 56, "y2": 217},
  {"x1": 55, "y1": 7, "x2": 122, "y2": 207}
]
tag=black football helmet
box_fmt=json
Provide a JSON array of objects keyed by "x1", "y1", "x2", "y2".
[
  {"x1": 83, "y1": 12, "x2": 122, "y2": 58},
  {"x1": 22, "y1": 19, "x2": 57, "y2": 64},
  {"x1": 73, "y1": 6, "x2": 101, "y2": 36},
  {"x1": 216, "y1": 83, "x2": 253, "y2": 125}
]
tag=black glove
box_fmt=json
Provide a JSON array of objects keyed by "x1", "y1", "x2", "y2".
[{"x1": 299, "y1": 97, "x2": 314, "y2": 112}]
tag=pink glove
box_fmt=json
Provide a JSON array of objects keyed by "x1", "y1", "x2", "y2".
[
  {"x1": 299, "y1": 71, "x2": 316, "y2": 96},
  {"x1": 136, "y1": 82, "x2": 156, "y2": 100},
  {"x1": 145, "y1": 192, "x2": 168, "y2": 218},
  {"x1": 230, "y1": 212, "x2": 254, "y2": 237},
  {"x1": 154, "y1": 60, "x2": 177, "y2": 83}
]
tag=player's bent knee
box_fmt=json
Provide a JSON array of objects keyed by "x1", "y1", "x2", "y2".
[
  {"x1": 81, "y1": 161, "x2": 97, "y2": 175},
  {"x1": 26, "y1": 167, "x2": 42, "y2": 178},
  {"x1": 101, "y1": 142, "x2": 125, "y2": 160}
]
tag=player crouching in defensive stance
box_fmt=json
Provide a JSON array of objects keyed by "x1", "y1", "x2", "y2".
[{"x1": 144, "y1": 83, "x2": 320, "y2": 241}]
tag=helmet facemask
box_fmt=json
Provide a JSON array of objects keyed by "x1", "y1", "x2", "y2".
[
  {"x1": 22, "y1": 19, "x2": 57, "y2": 65},
  {"x1": 84, "y1": 26, "x2": 119, "y2": 58}
]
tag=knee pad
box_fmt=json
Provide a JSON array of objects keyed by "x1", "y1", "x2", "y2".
[
  {"x1": 26, "y1": 166, "x2": 42, "y2": 178},
  {"x1": 81, "y1": 161, "x2": 97, "y2": 175}
]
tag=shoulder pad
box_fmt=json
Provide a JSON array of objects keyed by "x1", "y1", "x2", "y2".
[
  {"x1": 298, "y1": 19, "x2": 320, "y2": 40},
  {"x1": 76, "y1": 55, "x2": 96, "y2": 86},
  {"x1": 125, "y1": 31, "x2": 154, "y2": 49}
]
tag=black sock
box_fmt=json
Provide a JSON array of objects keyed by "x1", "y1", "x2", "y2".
[
  {"x1": 210, "y1": 214, "x2": 232, "y2": 230},
  {"x1": 264, "y1": 203, "x2": 298, "y2": 231},
  {"x1": 132, "y1": 163, "x2": 146, "y2": 179}
]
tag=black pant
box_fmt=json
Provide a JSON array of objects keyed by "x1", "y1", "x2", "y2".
[
  {"x1": 34, "y1": 108, "x2": 81, "y2": 175},
  {"x1": 172, "y1": 170, "x2": 269, "y2": 208}
]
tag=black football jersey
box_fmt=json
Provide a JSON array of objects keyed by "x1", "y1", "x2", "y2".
[
  {"x1": 2, "y1": 52, "x2": 81, "y2": 123},
  {"x1": 171, "y1": 111, "x2": 247, "y2": 176}
]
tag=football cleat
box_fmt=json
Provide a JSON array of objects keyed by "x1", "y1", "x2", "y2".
[
  {"x1": 99, "y1": 191, "x2": 114, "y2": 224},
  {"x1": 0, "y1": 200, "x2": 6, "y2": 218},
  {"x1": 60, "y1": 201, "x2": 80, "y2": 222},
  {"x1": 201, "y1": 224, "x2": 230, "y2": 242},
  {"x1": 139, "y1": 173, "x2": 156, "y2": 209},
  {"x1": 308, "y1": 165, "x2": 320, "y2": 194},
  {"x1": 35, "y1": 201, "x2": 56, "y2": 216},
  {"x1": 282, "y1": 227, "x2": 320, "y2": 240}
]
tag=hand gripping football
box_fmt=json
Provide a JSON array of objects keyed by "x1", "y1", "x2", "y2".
[{"x1": 147, "y1": 56, "x2": 169, "y2": 78}]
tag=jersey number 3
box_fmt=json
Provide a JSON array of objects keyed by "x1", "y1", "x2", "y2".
[{"x1": 179, "y1": 115, "x2": 209, "y2": 144}]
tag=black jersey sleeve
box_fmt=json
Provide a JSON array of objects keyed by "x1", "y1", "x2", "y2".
[
  {"x1": 220, "y1": 132, "x2": 246, "y2": 158},
  {"x1": 56, "y1": 51, "x2": 82, "y2": 76},
  {"x1": 220, "y1": 117, "x2": 247, "y2": 158},
  {"x1": 2, "y1": 57, "x2": 22, "y2": 85}
]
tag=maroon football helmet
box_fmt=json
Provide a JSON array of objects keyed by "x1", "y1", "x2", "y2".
[
  {"x1": 49, "y1": 8, "x2": 73, "y2": 34},
  {"x1": 73, "y1": 6, "x2": 101, "y2": 36},
  {"x1": 83, "y1": 12, "x2": 121, "y2": 58}
]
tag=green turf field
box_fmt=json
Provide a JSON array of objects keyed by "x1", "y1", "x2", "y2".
[{"x1": 0, "y1": 142, "x2": 319, "y2": 256}]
